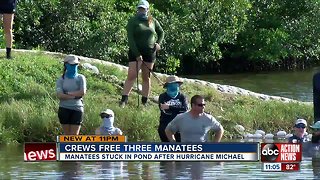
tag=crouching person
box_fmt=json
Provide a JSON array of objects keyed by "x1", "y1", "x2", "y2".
[{"x1": 95, "y1": 109, "x2": 123, "y2": 135}]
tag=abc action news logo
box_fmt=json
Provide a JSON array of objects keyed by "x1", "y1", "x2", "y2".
[
  {"x1": 260, "y1": 143, "x2": 302, "y2": 162},
  {"x1": 24, "y1": 143, "x2": 56, "y2": 161}
]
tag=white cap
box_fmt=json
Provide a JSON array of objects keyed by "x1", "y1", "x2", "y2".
[
  {"x1": 100, "y1": 109, "x2": 114, "y2": 116},
  {"x1": 137, "y1": 0, "x2": 149, "y2": 9},
  {"x1": 295, "y1": 118, "x2": 307, "y2": 126}
]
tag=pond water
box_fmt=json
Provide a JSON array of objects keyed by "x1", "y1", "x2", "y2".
[
  {"x1": 186, "y1": 67, "x2": 320, "y2": 102},
  {"x1": 1, "y1": 144, "x2": 319, "y2": 179}
]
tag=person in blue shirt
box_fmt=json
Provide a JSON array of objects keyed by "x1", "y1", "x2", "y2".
[{"x1": 288, "y1": 119, "x2": 308, "y2": 143}]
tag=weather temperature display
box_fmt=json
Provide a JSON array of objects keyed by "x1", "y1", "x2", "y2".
[
  {"x1": 262, "y1": 163, "x2": 300, "y2": 172},
  {"x1": 281, "y1": 163, "x2": 300, "y2": 172}
]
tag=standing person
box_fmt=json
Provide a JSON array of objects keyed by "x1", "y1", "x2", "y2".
[
  {"x1": 0, "y1": 0, "x2": 17, "y2": 59},
  {"x1": 165, "y1": 95, "x2": 224, "y2": 142},
  {"x1": 56, "y1": 55, "x2": 87, "y2": 135},
  {"x1": 119, "y1": 0, "x2": 164, "y2": 107},
  {"x1": 95, "y1": 109, "x2": 123, "y2": 135},
  {"x1": 158, "y1": 75, "x2": 188, "y2": 142}
]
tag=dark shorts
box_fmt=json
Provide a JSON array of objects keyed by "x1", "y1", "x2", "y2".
[
  {"x1": 128, "y1": 47, "x2": 157, "y2": 63},
  {"x1": 58, "y1": 107, "x2": 83, "y2": 125},
  {"x1": 0, "y1": 0, "x2": 17, "y2": 14}
]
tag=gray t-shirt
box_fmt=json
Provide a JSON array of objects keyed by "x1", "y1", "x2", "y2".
[
  {"x1": 56, "y1": 74, "x2": 86, "y2": 112},
  {"x1": 166, "y1": 112, "x2": 222, "y2": 142}
]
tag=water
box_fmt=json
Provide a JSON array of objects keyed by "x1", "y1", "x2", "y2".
[
  {"x1": 1, "y1": 145, "x2": 319, "y2": 179},
  {"x1": 185, "y1": 67, "x2": 320, "y2": 102}
]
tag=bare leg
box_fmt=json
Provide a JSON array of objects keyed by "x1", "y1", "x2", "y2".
[
  {"x1": 70, "y1": 125, "x2": 81, "y2": 135},
  {"x1": 122, "y1": 61, "x2": 142, "y2": 95},
  {"x1": 141, "y1": 62, "x2": 154, "y2": 98},
  {"x1": 61, "y1": 124, "x2": 71, "y2": 135},
  {"x1": 3, "y1": 13, "x2": 14, "y2": 59}
]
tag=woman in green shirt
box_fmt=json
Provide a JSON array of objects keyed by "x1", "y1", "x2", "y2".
[{"x1": 120, "y1": 0, "x2": 164, "y2": 107}]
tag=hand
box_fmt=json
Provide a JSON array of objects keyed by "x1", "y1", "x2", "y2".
[
  {"x1": 136, "y1": 56, "x2": 143, "y2": 61},
  {"x1": 160, "y1": 103, "x2": 169, "y2": 110},
  {"x1": 155, "y1": 43, "x2": 161, "y2": 51}
]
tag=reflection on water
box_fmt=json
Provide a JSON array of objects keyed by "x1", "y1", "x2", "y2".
[
  {"x1": 58, "y1": 162, "x2": 82, "y2": 179},
  {"x1": 1, "y1": 145, "x2": 320, "y2": 179},
  {"x1": 185, "y1": 67, "x2": 320, "y2": 102}
]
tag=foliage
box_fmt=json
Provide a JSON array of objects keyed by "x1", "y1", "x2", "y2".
[
  {"x1": 3, "y1": 0, "x2": 320, "y2": 73},
  {"x1": 228, "y1": 0, "x2": 320, "y2": 64}
]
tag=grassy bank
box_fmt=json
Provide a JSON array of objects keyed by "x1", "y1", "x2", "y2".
[{"x1": 0, "y1": 52, "x2": 313, "y2": 144}]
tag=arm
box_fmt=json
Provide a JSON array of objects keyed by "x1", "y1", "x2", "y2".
[
  {"x1": 158, "y1": 93, "x2": 165, "y2": 110},
  {"x1": 127, "y1": 17, "x2": 140, "y2": 58},
  {"x1": 165, "y1": 115, "x2": 180, "y2": 142},
  {"x1": 165, "y1": 128, "x2": 176, "y2": 142},
  {"x1": 213, "y1": 127, "x2": 224, "y2": 142},
  {"x1": 154, "y1": 19, "x2": 164, "y2": 45},
  {"x1": 56, "y1": 78, "x2": 76, "y2": 100},
  {"x1": 66, "y1": 75, "x2": 87, "y2": 97},
  {"x1": 116, "y1": 128, "x2": 123, "y2": 136},
  {"x1": 210, "y1": 116, "x2": 224, "y2": 142}
]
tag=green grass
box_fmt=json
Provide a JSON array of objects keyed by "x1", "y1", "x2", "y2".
[{"x1": 0, "y1": 51, "x2": 313, "y2": 144}]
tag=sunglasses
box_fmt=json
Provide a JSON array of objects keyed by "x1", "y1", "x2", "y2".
[
  {"x1": 197, "y1": 103, "x2": 206, "y2": 107},
  {"x1": 295, "y1": 124, "x2": 306, "y2": 129},
  {"x1": 100, "y1": 114, "x2": 113, "y2": 118}
]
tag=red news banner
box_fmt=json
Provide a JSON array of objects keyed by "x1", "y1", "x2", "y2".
[
  {"x1": 261, "y1": 143, "x2": 302, "y2": 172},
  {"x1": 24, "y1": 143, "x2": 57, "y2": 161}
]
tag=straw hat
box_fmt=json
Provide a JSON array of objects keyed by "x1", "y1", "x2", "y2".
[{"x1": 163, "y1": 75, "x2": 183, "y2": 88}]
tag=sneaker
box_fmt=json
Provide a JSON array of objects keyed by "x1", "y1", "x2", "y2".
[{"x1": 119, "y1": 101, "x2": 126, "y2": 108}]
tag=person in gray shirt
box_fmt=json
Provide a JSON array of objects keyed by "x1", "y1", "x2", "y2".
[
  {"x1": 165, "y1": 95, "x2": 224, "y2": 142},
  {"x1": 56, "y1": 55, "x2": 87, "y2": 135}
]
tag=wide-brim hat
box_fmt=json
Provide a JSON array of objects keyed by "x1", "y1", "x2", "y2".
[
  {"x1": 64, "y1": 55, "x2": 80, "y2": 64},
  {"x1": 311, "y1": 121, "x2": 320, "y2": 129},
  {"x1": 100, "y1": 109, "x2": 114, "y2": 116},
  {"x1": 163, "y1": 75, "x2": 183, "y2": 88}
]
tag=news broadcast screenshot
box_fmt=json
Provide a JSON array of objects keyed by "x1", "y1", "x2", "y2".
[{"x1": 1, "y1": 0, "x2": 320, "y2": 179}]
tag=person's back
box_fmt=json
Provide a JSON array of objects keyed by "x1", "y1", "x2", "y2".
[{"x1": 95, "y1": 109, "x2": 123, "y2": 135}]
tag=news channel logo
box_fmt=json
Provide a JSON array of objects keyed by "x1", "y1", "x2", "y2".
[{"x1": 260, "y1": 143, "x2": 279, "y2": 162}]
